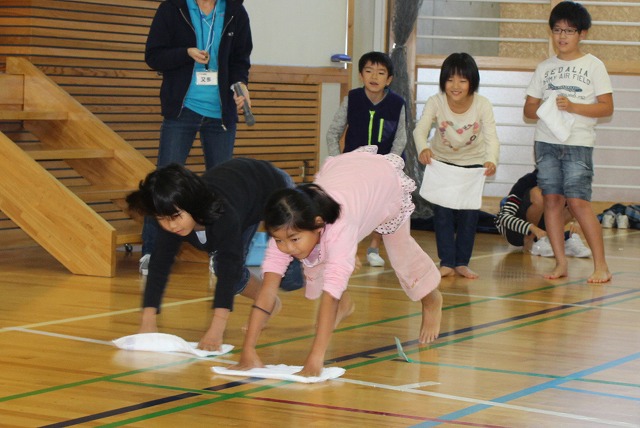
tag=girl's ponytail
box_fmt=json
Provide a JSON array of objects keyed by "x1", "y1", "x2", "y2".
[{"x1": 264, "y1": 184, "x2": 341, "y2": 233}]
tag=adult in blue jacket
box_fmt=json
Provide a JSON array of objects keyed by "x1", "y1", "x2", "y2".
[{"x1": 141, "y1": 0, "x2": 253, "y2": 274}]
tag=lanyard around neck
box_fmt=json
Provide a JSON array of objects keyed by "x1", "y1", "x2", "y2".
[{"x1": 199, "y1": 3, "x2": 217, "y2": 55}]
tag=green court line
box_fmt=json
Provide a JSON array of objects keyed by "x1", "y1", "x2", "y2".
[
  {"x1": 108, "y1": 379, "x2": 228, "y2": 396},
  {"x1": 342, "y1": 292, "x2": 640, "y2": 372},
  {"x1": 395, "y1": 343, "x2": 640, "y2": 389},
  {"x1": 1, "y1": 272, "x2": 635, "y2": 412},
  {"x1": 0, "y1": 359, "x2": 200, "y2": 403},
  {"x1": 94, "y1": 292, "x2": 640, "y2": 426},
  {"x1": 98, "y1": 382, "x2": 289, "y2": 427}
]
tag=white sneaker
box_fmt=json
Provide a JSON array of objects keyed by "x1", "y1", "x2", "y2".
[
  {"x1": 601, "y1": 211, "x2": 615, "y2": 228},
  {"x1": 616, "y1": 214, "x2": 629, "y2": 229},
  {"x1": 531, "y1": 237, "x2": 554, "y2": 257},
  {"x1": 367, "y1": 251, "x2": 385, "y2": 267},
  {"x1": 564, "y1": 233, "x2": 592, "y2": 258},
  {"x1": 139, "y1": 254, "x2": 150, "y2": 276}
]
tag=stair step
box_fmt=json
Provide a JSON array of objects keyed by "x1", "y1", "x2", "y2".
[
  {"x1": 112, "y1": 219, "x2": 142, "y2": 245},
  {"x1": 0, "y1": 110, "x2": 68, "y2": 121},
  {"x1": 71, "y1": 185, "x2": 137, "y2": 202},
  {"x1": 26, "y1": 148, "x2": 115, "y2": 160}
]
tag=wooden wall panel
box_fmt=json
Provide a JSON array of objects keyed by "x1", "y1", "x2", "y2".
[{"x1": 0, "y1": 0, "x2": 348, "y2": 249}]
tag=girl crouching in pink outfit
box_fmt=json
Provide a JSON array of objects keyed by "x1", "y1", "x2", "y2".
[{"x1": 231, "y1": 146, "x2": 442, "y2": 377}]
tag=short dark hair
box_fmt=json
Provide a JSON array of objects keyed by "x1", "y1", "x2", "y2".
[
  {"x1": 358, "y1": 51, "x2": 394, "y2": 76},
  {"x1": 126, "y1": 164, "x2": 223, "y2": 224},
  {"x1": 439, "y1": 52, "x2": 480, "y2": 93},
  {"x1": 264, "y1": 184, "x2": 341, "y2": 234},
  {"x1": 549, "y1": 1, "x2": 591, "y2": 32}
]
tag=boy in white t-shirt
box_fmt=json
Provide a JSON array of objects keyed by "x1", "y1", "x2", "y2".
[{"x1": 524, "y1": 1, "x2": 613, "y2": 283}]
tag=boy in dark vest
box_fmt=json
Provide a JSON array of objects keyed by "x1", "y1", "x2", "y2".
[{"x1": 326, "y1": 51, "x2": 407, "y2": 267}]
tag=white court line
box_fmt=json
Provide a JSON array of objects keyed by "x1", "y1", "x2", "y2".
[
  {"x1": 7, "y1": 329, "x2": 635, "y2": 426},
  {"x1": 6, "y1": 330, "x2": 634, "y2": 426},
  {"x1": 346, "y1": 283, "x2": 640, "y2": 313},
  {"x1": 0, "y1": 296, "x2": 212, "y2": 333},
  {"x1": 336, "y1": 377, "x2": 638, "y2": 427},
  {"x1": 3, "y1": 228, "x2": 637, "y2": 333},
  {"x1": 399, "y1": 381, "x2": 440, "y2": 388},
  {"x1": 351, "y1": 229, "x2": 640, "y2": 279},
  {"x1": 11, "y1": 327, "x2": 114, "y2": 345},
  {"x1": 10, "y1": 328, "x2": 238, "y2": 364}
]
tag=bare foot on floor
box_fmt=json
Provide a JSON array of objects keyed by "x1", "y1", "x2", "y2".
[
  {"x1": 588, "y1": 269, "x2": 612, "y2": 284},
  {"x1": 334, "y1": 292, "x2": 355, "y2": 329},
  {"x1": 439, "y1": 266, "x2": 455, "y2": 277},
  {"x1": 419, "y1": 289, "x2": 443, "y2": 344},
  {"x1": 454, "y1": 266, "x2": 479, "y2": 279},
  {"x1": 543, "y1": 262, "x2": 568, "y2": 280}
]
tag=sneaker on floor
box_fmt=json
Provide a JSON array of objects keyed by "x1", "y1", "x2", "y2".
[
  {"x1": 616, "y1": 214, "x2": 630, "y2": 229},
  {"x1": 531, "y1": 236, "x2": 554, "y2": 257},
  {"x1": 139, "y1": 254, "x2": 150, "y2": 276},
  {"x1": 564, "y1": 233, "x2": 592, "y2": 258},
  {"x1": 601, "y1": 211, "x2": 615, "y2": 228},
  {"x1": 367, "y1": 251, "x2": 385, "y2": 267}
]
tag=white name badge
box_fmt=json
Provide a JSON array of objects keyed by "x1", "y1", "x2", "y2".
[{"x1": 196, "y1": 71, "x2": 218, "y2": 86}]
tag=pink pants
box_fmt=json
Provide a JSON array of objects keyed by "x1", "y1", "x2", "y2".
[{"x1": 383, "y1": 221, "x2": 441, "y2": 301}]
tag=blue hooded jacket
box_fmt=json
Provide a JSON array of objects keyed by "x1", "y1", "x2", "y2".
[{"x1": 145, "y1": 0, "x2": 252, "y2": 126}]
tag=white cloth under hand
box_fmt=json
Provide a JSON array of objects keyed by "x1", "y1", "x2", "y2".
[
  {"x1": 419, "y1": 159, "x2": 486, "y2": 210},
  {"x1": 536, "y1": 92, "x2": 575, "y2": 142},
  {"x1": 113, "y1": 333, "x2": 233, "y2": 358},
  {"x1": 211, "y1": 364, "x2": 346, "y2": 383}
]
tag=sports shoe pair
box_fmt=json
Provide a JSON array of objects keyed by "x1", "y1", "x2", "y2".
[
  {"x1": 530, "y1": 234, "x2": 591, "y2": 258},
  {"x1": 564, "y1": 233, "x2": 592, "y2": 258},
  {"x1": 602, "y1": 211, "x2": 629, "y2": 229}
]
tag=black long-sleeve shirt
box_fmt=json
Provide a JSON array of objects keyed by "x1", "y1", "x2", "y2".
[{"x1": 143, "y1": 158, "x2": 289, "y2": 312}]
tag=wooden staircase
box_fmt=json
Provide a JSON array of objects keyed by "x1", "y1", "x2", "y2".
[{"x1": 0, "y1": 57, "x2": 154, "y2": 277}]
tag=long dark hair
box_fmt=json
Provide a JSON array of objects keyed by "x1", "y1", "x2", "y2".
[
  {"x1": 264, "y1": 184, "x2": 341, "y2": 234},
  {"x1": 126, "y1": 164, "x2": 224, "y2": 224}
]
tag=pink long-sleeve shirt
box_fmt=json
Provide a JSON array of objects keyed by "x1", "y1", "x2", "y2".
[{"x1": 262, "y1": 151, "x2": 406, "y2": 300}]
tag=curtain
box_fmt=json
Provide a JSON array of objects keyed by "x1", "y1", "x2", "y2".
[{"x1": 389, "y1": 0, "x2": 432, "y2": 219}]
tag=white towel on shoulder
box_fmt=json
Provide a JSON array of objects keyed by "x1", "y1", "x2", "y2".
[
  {"x1": 211, "y1": 364, "x2": 346, "y2": 384},
  {"x1": 113, "y1": 333, "x2": 233, "y2": 358},
  {"x1": 419, "y1": 159, "x2": 486, "y2": 210},
  {"x1": 536, "y1": 92, "x2": 575, "y2": 142}
]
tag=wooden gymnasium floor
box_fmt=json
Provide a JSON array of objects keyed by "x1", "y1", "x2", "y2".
[{"x1": 1, "y1": 227, "x2": 639, "y2": 427}]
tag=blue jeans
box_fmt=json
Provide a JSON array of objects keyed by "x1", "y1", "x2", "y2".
[
  {"x1": 534, "y1": 141, "x2": 593, "y2": 200},
  {"x1": 433, "y1": 204, "x2": 479, "y2": 268},
  {"x1": 142, "y1": 107, "x2": 236, "y2": 255}
]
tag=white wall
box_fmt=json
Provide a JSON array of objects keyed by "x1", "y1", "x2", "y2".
[
  {"x1": 245, "y1": 0, "x2": 386, "y2": 166},
  {"x1": 244, "y1": 0, "x2": 349, "y2": 67}
]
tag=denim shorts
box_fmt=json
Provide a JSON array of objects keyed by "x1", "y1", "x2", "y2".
[{"x1": 534, "y1": 141, "x2": 593, "y2": 201}]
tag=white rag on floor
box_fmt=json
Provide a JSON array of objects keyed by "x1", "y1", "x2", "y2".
[
  {"x1": 419, "y1": 159, "x2": 487, "y2": 210},
  {"x1": 211, "y1": 364, "x2": 346, "y2": 383},
  {"x1": 536, "y1": 92, "x2": 575, "y2": 142},
  {"x1": 112, "y1": 333, "x2": 233, "y2": 358}
]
